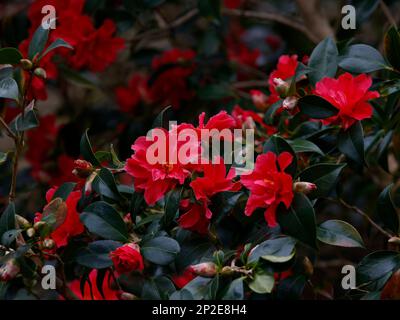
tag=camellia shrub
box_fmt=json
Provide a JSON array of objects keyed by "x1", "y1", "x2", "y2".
[{"x1": 0, "y1": 0, "x2": 400, "y2": 300}]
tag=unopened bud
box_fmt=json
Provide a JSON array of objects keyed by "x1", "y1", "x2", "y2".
[
  {"x1": 33, "y1": 221, "x2": 47, "y2": 231},
  {"x1": 120, "y1": 292, "x2": 137, "y2": 300},
  {"x1": 41, "y1": 238, "x2": 55, "y2": 250},
  {"x1": 26, "y1": 228, "x2": 35, "y2": 238},
  {"x1": 273, "y1": 78, "x2": 290, "y2": 98},
  {"x1": 15, "y1": 215, "x2": 31, "y2": 228},
  {"x1": 293, "y1": 181, "x2": 317, "y2": 194},
  {"x1": 72, "y1": 159, "x2": 94, "y2": 179},
  {"x1": 190, "y1": 262, "x2": 217, "y2": 277},
  {"x1": 282, "y1": 96, "x2": 298, "y2": 111},
  {"x1": 33, "y1": 67, "x2": 47, "y2": 79},
  {"x1": 250, "y1": 90, "x2": 269, "y2": 111},
  {"x1": 19, "y1": 59, "x2": 33, "y2": 70},
  {"x1": 0, "y1": 259, "x2": 20, "y2": 281}
]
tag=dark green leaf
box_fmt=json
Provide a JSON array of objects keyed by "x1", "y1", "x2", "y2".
[
  {"x1": 248, "y1": 272, "x2": 274, "y2": 294},
  {"x1": 0, "y1": 77, "x2": 19, "y2": 100},
  {"x1": 92, "y1": 168, "x2": 122, "y2": 201},
  {"x1": 41, "y1": 38, "x2": 73, "y2": 59},
  {"x1": 0, "y1": 48, "x2": 23, "y2": 64},
  {"x1": 297, "y1": 163, "x2": 346, "y2": 199},
  {"x1": 338, "y1": 122, "x2": 365, "y2": 164},
  {"x1": 264, "y1": 100, "x2": 282, "y2": 125},
  {"x1": 130, "y1": 191, "x2": 144, "y2": 222},
  {"x1": 287, "y1": 139, "x2": 324, "y2": 156},
  {"x1": 317, "y1": 219, "x2": 364, "y2": 248},
  {"x1": 339, "y1": 44, "x2": 387, "y2": 73},
  {"x1": 297, "y1": 95, "x2": 338, "y2": 119},
  {"x1": 1, "y1": 229, "x2": 21, "y2": 247},
  {"x1": 28, "y1": 23, "x2": 50, "y2": 59},
  {"x1": 277, "y1": 193, "x2": 317, "y2": 249},
  {"x1": 52, "y1": 182, "x2": 76, "y2": 201},
  {"x1": 9, "y1": 101, "x2": 38, "y2": 133},
  {"x1": 81, "y1": 201, "x2": 128, "y2": 242},
  {"x1": 152, "y1": 105, "x2": 172, "y2": 129},
  {"x1": 141, "y1": 236, "x2": 180, "y2": 265},
  {"x1": 80, "y1": 129, "x2": 101, "y2": 166},
  {"x1": 376, "y1": 184, "x2": 399, "y2": 234},
  {"x1": 357, "y1": 251, "x2": 400, "y2": 290},
  {"x1": 163, "y1": 187, "x2": 182, "y2": 227},
  {"x1": 248, "y1": 236, "x2": 297, "y2": 263},
  {"x1": 76, "y1": 240, "x2": 122, "y2": 269},
  {"x1": 384, "y1": 26, "x2": 400, "y2": 71},
  {"x1": 308, "y1": 37, "x2": 338, "y2": 85},
  {"x1": 0, "y1": 203, "x2": 16, "y2": 242},
  {"x1": 222, "y1": 277, "x2": 244, "y2": 300}
]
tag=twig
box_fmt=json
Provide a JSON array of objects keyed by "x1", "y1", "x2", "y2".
[
  {"x1": 338, "y1": 198, "x2": 393, "y2": 238},
  {"x1": 0, "y1": 117, "x2": 17, "y2": 140},
  {"x1": 380, "y1": 0, "x2": 397, "y2": 26}
]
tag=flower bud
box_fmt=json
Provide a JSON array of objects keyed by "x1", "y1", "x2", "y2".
[
  {"x1": 33, "y1": 221, "x2": 47, "y2": 231},
  {"x1": 72, "y1": 159, "x2": 94, "y2": 179},
  {"x1": 33, "y1": 67, "x2": 47, "y2": 79},
  {"x1": 15, "y1": 215, "x2": 31, "y2": 228},
  {"x1": 19, "y1": 59, "x2": 33, "y2": 70},
  {"x1": 0, "y1": 259, "x2": 20, "y2": 281},
  {"x1": 250, "y1": 90, "x2": 269, "y2": 111},
  {"x1": 293, "y1": 181, "x2": 317, "y2": 194},
  {"x1": 273, "y1": 78, "x2": 290, "y2": 98},
  {"x1": 41, "y1": 238, "x2": 56, "y2": 250},
  {"x1": 190, "y1": 262, "x2": 217, "y2": 277},
  {"x1": 282, "y1": 96, "x2": 298, "y2": 111},
  {"x1": 26, "y1": 228, "x2": 35, "y2": 238}
]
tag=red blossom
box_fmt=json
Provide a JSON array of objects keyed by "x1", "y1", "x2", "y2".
[
  {"x1": 110, "y1": 243, "x2": 144, "y2": 274},
  {"x1": 150, "y1": 48, "x2": 196, "y2": 108},
  {"x1": 115, "y1": 74, "x2": 153, "y2": 113},
  {"x1": 314, "y1": 72, "x2": 380, "y2": 130},
  {"x1": 35, "y1": 187, "x2": 84, "y2": 248},
  {"x1": 68, "y1": 269, "x2": 120, "y2": 300},
  {"x1": 232, "y1": 105, "x2": 276, "y2": 135},
  {"x1": 172, "y1": 268, "x2": 196, "y2": 289},
  {"x1": 241, "y1": 152, "x2": 294, "y2": 227},
  {"x1": 177, "y1": 200, "x2": 210, "y2": 235}
]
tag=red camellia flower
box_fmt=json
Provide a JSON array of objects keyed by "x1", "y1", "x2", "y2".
[
  {"x1": 177, "y1": 200, "x2": 210, "y2": 235},
  {"x1": 68, "y1": 269, "x2": 120, "y2": 300},
  {"x1": 115, "y1": 74, "x2": 153, "y2": 113},
  {"x1": 23, "y1": 0, "x2": 124, "y2": 81},
  {"x1": 150, "y1": 48, "x2": 196, "y2": 108},
  {"x1": 35, "y1": 187, "x2": 84, "y2": 248},
  {"x1": 172, "y1": 267, "x2": 196, "y2": 289},
  {"x1": 110, "y1": 243, "x2": 144, "y2": 274},
  {"x1": 314, "y1": 72, "x2": 380, "y2": 130},
  {"x1": 241, "y1": 152, "x2": 294, "y2": 227},
  {"x1": 125, "y1": 111, "x2": 236, "y2": 205},
  {"x1": 190, "y1": 158, "x2": 241, "y2": 219}
]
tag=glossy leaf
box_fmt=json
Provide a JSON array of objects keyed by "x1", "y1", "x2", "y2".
[
  {"x1": 308, "y1": 37, "x2": 338, "y2": 85},
  {"x1": 317, "y1": 219, "x2": 364, "y2": 248},
  {"x1": 338, "y1": 122, "x2": 365, "y2": 164},
  {"x1": 0, "y1": 77, "x2": 19, "y2": 101},
  {"x1": 384, "y1": 26, "x2": 400, "y2": 71},
  {"x1": 76, "y1": 240, "x2": 122, "y2": 269},
  {"x1": 376, "y1": 184, "x2": 399, "y2": 234},
  {"x1": 297, "y1": 95, "x2": 338, "y2": 119},
  {"x1": 297, "y1": 163, "x2": 346, "y2": 199},
  {"x1": 80, "y1": 129, "x2": 101, "y2": 166},
  {"x1": 248, "y1": 236, "x2": 297, "y2": 263},
  {"x1": 339, "y1": 44, "x2": 387, "y2": 73},
  {"x1": 248, "y1": 272, "x2": 275, "y2": 294},
  {"x1": 141, "y1": 236, "x2": 180, "y2": 265},
  {"x1": 81, "y1": 201, "x2": 128, "y2": 242}
]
